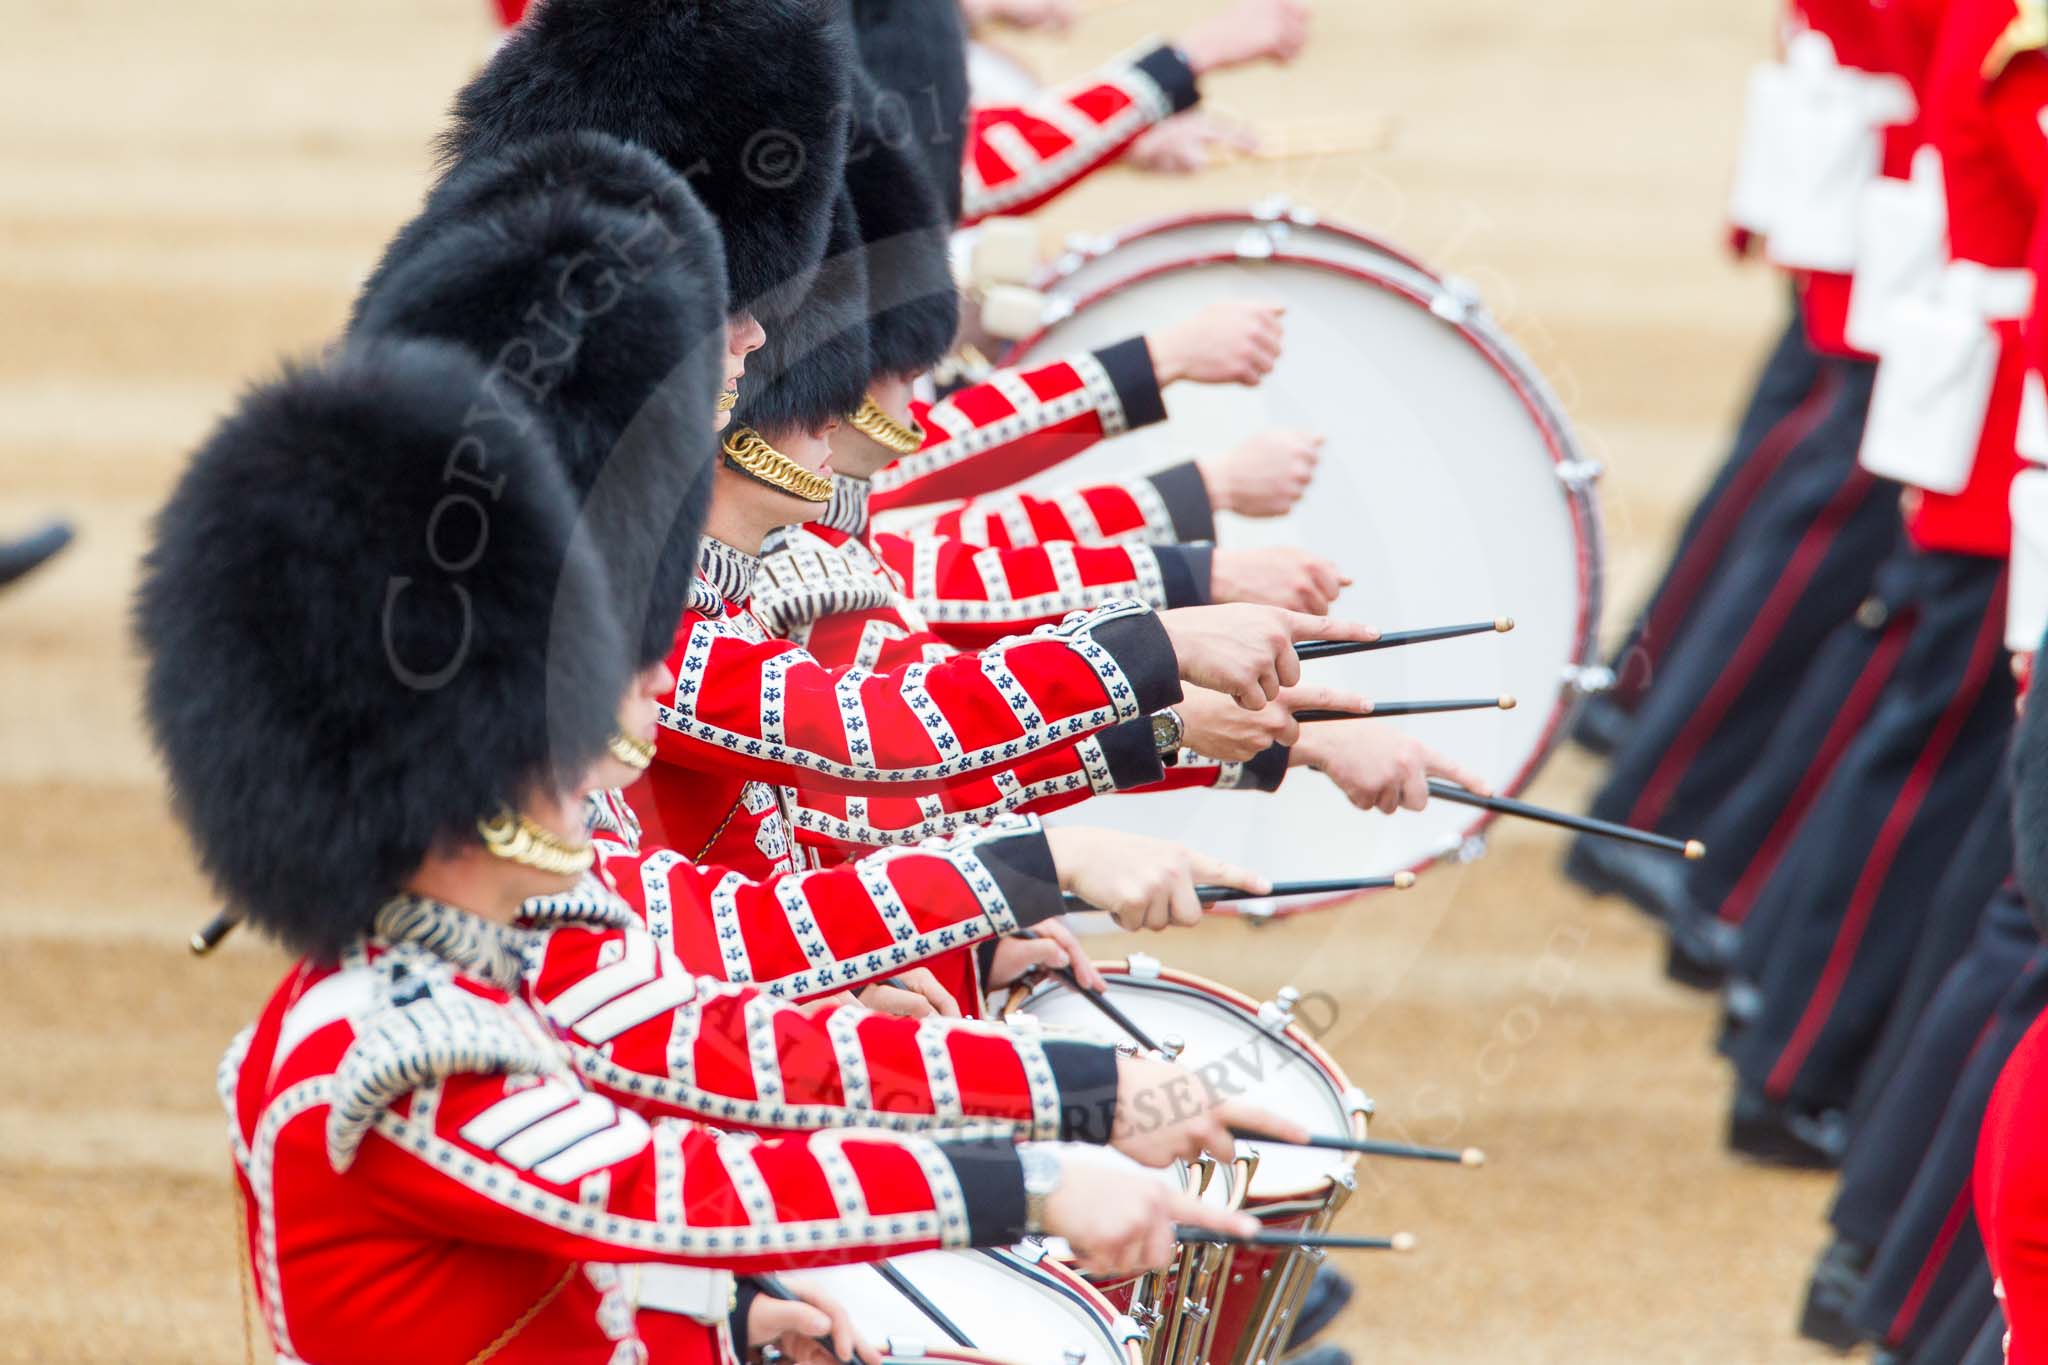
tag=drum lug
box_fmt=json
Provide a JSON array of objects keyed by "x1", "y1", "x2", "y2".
[
  {"x1": 885, "y1": 1338, "x2": 929, "y2": 1359},
  {"x1": 1125, "y1": 951, "x2": 1163, "y2": 980},
  {"x1": 1555, "y1": 458, "x2": 1604, "y2": 488},
  {"x1": 1429, "y1": 276, "x2": 1486, "y2": 325},
  {"x1": 1038, "y1": 295, "x2": 1076, "y2": 327},
  {"x1": 1249, "y1": 194, "x2": 1294, "y2": 223},
  {"x1": 1562, "y1": 663, "x2": 1617, "y2": 695},
  {"x1": 1061, "y1": 231, "x2": 1115, "y2": 261},
  {"x1": 1158, "y1": 1033, "x2": 1187, "y2": 1062},
  {"x1": 1014, "y1": 1236, "x2": 1051, "y2": 1264},
  {"x1": 1256, "y1": 986, "x2": 1299, "y2": 1032},
  {"x1": 1456, "y1": 833, "x2": 1489, "y2": 863},
  {"x1": 1114, "y1": 1314, "x2": 1149, "y2": 1345},
  {"x1": 1341, "y1": 1086, "x2": 1375, "y2": 1117},
  {"x1": 1231, "y1": 228, "x2": 1277, "y2": 260}
]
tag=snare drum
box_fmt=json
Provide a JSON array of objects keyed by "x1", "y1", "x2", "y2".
[
  {"x1": 1040, "y1": 200, "x2": 1437, "y2": 302},
  {"x1": 777, "y1": 1247, "x2": 1143, "y2": 1365},
  {"x1": 998, "y1": 245, "x2": 1606, "y2": 899},
  {"x1": 1002, "y1": 961, "x2": 1369, "y2": 1365}
]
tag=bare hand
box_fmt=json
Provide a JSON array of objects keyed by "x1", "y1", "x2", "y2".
[
  {"x1": 988, "y1": 919, "x2": 1107, "y2": 992},
  {"x1": 1210, "y1": 547, "x2": 1350, "y2": 614},
  {"x1": 856, "y1": 969, "x2": 962, "y2": 1018},
  {"x1": 1149, "y1": 301, "x2": 1285, "y2": 387},
  {"x1": 1159, "y1": 605, "x2": 1378, "y2": 710},
  {"x1": 1179, "y1": 0, "x2": 1313, "y2": 74},
  {"x1": 1046, "y1": 826, "x2": 1267, "y2": 929},
  {"x1": 747, "y1": 1282, "x2": 882, "y2": 1365},
  {"x1": 1198, "y1": 429, "x2": 1324, "y2": 517},
  {"x1": 1127, "y1": 112, "x2": 1261, "y2": 174},
  {"x1": 1292, "y1": 720, "x2": 1492, "y2": 813},
  {"x1": 1175, "y1": 682, "x2": 1375, "y2": 760},
  {"x1": 1110, "y1": 1054, "x2": 1312, "y2": 1167},
  {"x1": 1035, "y1": 1144, "x2": 1263, "y2": 1278}
]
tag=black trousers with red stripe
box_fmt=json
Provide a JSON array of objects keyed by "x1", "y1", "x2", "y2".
[
  {"x1": 1846, "y1": 937, "x2": 2048, "y2": 1353},
  {"x1": 1602, "y1": 299, "x2": 1826, "y2": 713},
  {"x1": 1585, "y1": 358, "x2": 1891, "y2": 837},
  {"x1": 1832, "y1": 889, "x2": 2036, "y2": 1251},
  {"x1": 1726, "y1": 549, "x2": 2014, "y2": 1112}
]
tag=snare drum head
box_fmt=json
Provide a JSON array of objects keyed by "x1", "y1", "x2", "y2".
[
  {"x1": 779, "y1": 1251, "x2": 1131, "y2": 1365},
  {"x1": 1018, "y1": 974, "x2": 1356, "y2": 1199},
  {"x1": 1012, "y1": 255, "x2": 1600, "y2": 883}
]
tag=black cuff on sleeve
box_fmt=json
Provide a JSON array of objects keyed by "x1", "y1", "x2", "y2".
[
  {"x1": 728, "y1": 1279, "x2": 763, "y2": 1354},
  {"x1": 1242, "y1": 743, "x2": 1291, "y2": 792},
  {"x1": 973, "y1": 824, "x2": 1065, "y2": 928},
  {"x1": 1045, "y1": 1039, "x2": 1121, "y2": 1144},
  {"x1": 937, "y1": 1138, "x2": 1029, "y2": 1246},
  {"x1": 1134, "y1": 44, "x2": 1202, "y2": 115},
  {"x1": 1097, "y1": 717, "x2": 1169, "y2": 789},
  {"x1": 1152, "y1": 544, "x2": 1212, "y2": 608},
  {"x1": 975, "y1": 936, "x2": 1002, "y2": 984},
  {"x1": 1090, "y1": 607, "x2": 1184, "y2": 715},
  {"x1": 1095, "y1": 336, "x2": 1168, "y2": 431},
  {"x1": 1148, "y1": 461, "x2": 1217, "y2": 544}
]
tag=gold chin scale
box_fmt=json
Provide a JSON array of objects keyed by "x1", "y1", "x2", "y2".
[
  {"x1": 849, "y1": 394, "x2": 926, "y2": 455},
  {"x1": 716, "y1": 387, "x2": 738, "y2": 413},
  {"x1": 721, "y1": 427, "x2": 833, "y2": 503},
  {"x1": 608, "y1": 731, "x2": 656, "y2": 772},
  {"x1": 477, "y1": 809, "x2": 596, "y2": 877}
]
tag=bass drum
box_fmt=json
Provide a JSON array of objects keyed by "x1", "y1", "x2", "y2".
[
  {"x1": 1041, "y1": 199, "x2": 1438, "y2": 303},
  {"x1": 1005, "y1": 250, "x2": 1604, "y2": 894}
]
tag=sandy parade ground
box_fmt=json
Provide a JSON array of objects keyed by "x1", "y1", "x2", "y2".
[{"x1": 0, "y1": 0, "x2": 1857, "y2": 1359}]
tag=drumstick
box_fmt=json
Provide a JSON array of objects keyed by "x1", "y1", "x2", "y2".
[
  {"x1": 1174, "y1": 1227, "x2": 1417, "y2": 1252},
  {"x1": 1294, "y1": 697, "x2": 1515, "y2": 721},
  {"x1": 1058, "y1": 873, "x2": 1414, "y2": 913},
  {"x1": 191, "y1": 909, "x2": 240, "y2": 955},
  {"x1": 1425, "y1": 781, "x2": 1705, "y2": 860},
  {"x1": 1016, "y1": 930, "x2": 1166, "y2": 1053},
  {"x1": 1229, "y1": 1129, "x2": 1484, "y2": 1166},
  {"x1": 755, "y1": 1275, "x2": 854, "y2": 1365},
  {"x1": 872, "y1": 1262, "x2": 976, "y2": 1349},
  {"x1": 1295, "y1": 619, "x2": 1513, "y2": 662}
]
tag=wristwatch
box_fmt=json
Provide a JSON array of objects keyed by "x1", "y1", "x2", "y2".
[
  {"x1": 1019, "y1": 1145, "x2": 1062, "y2": 1234},
  {"x1": 1150, "y1": 707, "x2": 1185, "y2": 757}
]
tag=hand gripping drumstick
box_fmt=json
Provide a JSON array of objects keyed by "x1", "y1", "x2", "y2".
[
  {"x1": 1058, "y1": 874, "x2": 1414, "y2": 914},
  {"x1": 1174, "y1": 1227, "x2": 1417, "y2": 1252},
  {"x1": 1294, "y1": 618, "x2": 1513, "y2": 662},
  {"x1": 1294, "y1": 697, "x2": 1515, "y2": 721},
  {"x1": 754, "y1": 1275, "x2": 855, "y2": 1365},
  {"x1": 1228, "y1": 1129, "x2": 1484, "y2": 1166},
  {"x1": 1425, "y1": 781, "x2": 1706, "y2": 860}
]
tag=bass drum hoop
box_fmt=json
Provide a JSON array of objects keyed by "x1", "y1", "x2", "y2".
[
  {"x1": 1002, "y1": 253, "x2": 1605, "y2": 911},
  {"x1": 1037, "y1": 203, "x2": 1437, "y2": 293}
]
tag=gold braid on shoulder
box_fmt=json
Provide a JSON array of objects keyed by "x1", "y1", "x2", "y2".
[
  {"x1": 721, "y1": 427, "x2": 833, "y2": 503},
  {"x1": 849, "y1": 395, "x2": 926, "y2": 455}
]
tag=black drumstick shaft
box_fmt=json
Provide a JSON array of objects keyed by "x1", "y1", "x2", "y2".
[
  {"x1": 1295, "y1": 696, "x2": 1513, "y2": 721},
  {"x1": 873, "y1": 1262, "x2": 975, "y2": 1349},
  {"x1": 755, "y1": 1275, "x2": 854, "y2": 1365},
  {"x1": 191, "y1": 910, "x2": 240, "y2": 955},
  {"x1": 1426, "y1": 781, "x2": 1704, "y2": 859},
  {"x1": 1295, "y1": 619, "x2": 1512, "y2": 661},
  {"x1": 1058, "y1": 875, "x2": 1411, "y2": 913},
  {"x1": 1228, "y1": 1128, "x2": 1482, "y2": 1165},
  {"x1": 1173, "y1": 1226, "x2": 1413, "y2": 1251},
  {"x1": 1015, "y1": 930, "x2": 1164, "y2": 1052}
]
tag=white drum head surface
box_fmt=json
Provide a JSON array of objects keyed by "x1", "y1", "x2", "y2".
[
  {"x1": 779, "y1": 1251, "x2": 1124, "y2": 1365},
  {"x1": 1019, "y1": 976, "x2": 1354, "y2": 1198},
  {"x1": 1007, "y1": 255, "x2": 1600, "y2": 883},
  {"x1": 1046, "y1": 208, "x2": 1436, "y2": 304}
]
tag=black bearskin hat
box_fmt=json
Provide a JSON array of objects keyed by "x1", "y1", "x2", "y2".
[
  {"x1": 353, "y1": 183, "x2": 725, "y2": 667},
  {"x1": 352, "y1": 131, "x2": 710, "y2": 333},
  {"x1": 440, "y1": 0, "x2": 854, "y2": 324},
  {"x1": 730, "y1": 185, "x2": 874, "y2": 434},
  {"x1": 2013, "y1": 650, "x2": 2048, "y2": 920},
  {"x1": 134, "y1": 338, "x2": 627, "y2": 963},
  {"x1": 843, "y1": 66, "x2": 960, "y2": 379},
  {"x1": 849, "y1": 0, "x2": 969, "y2": 225}
]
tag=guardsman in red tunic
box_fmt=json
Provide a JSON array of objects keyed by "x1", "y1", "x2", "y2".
[
  {"x1": 1718, "y1": 0, "x2": 2038, "y2": 1168},
  {"x1": 138, "y1": 338, "x2": 1268, "y2": 1365},
  {"x1": 1568, "y1": 0, "x2": 1923, "y2": 961}
]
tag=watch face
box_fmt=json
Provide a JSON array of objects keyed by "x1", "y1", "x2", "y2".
[{"x1": 1152, "y1": 712, "x2": 1180, "y2": 751}]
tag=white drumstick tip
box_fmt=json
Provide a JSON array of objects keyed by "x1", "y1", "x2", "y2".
[
  {"x1": 1390, "y1": 1232, "x2": 1418, "y2": 1253},
  {"x1": 1393, "y1": 871, "x2": 1417, "y2": 890},
  {"x1": 1460, "y1": 1147, "x2": 1485, "y2": 1167},
  {"x1": 1493, "y1": 617, "x2": 1514, "y2": 632},
  {"x1": 1497, "y1": 696, "x2": 1517, "y2": 710},
  {"x1": 1684, "y1": 839, "x2": 1707, "y2": 861}
]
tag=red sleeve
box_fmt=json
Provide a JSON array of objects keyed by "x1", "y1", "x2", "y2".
[{"x1": 910, "y1": 463, "x2": 1215, "y2": 548}]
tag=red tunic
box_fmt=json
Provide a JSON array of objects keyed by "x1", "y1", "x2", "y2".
[{"x1": 1979, "y1": 1008, "x2": 2048, "y2": 1362}]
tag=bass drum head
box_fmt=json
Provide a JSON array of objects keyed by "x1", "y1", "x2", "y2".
[
  {"x1": 779, "y1": 1249, "x2": 1135, "y2": 1365},
  {"x1": 966, "y1": 40, "x2": 1040, "y2": 106},
  {"x1": 1010, "y1": 255, "x2": 1601, "y2": 886},
  {"x1": 1014, "y1": 971, "x2": 1357, "y2": 1200},
  {"x1": 1043, "y1": 203, "x2": 1437, "y2": 303}
]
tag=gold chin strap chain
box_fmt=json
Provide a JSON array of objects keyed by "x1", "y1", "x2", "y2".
[
  {"x1": 716, "y1": 387, "x2": 738, "y2": 413},
  {"x1": 608, "y1": 731, "x2": 656, "y2": 772},
  {"x1": 849, "y1": 394, "x2": 926, "y2": 455},
  {"x1": 721, "y1": 427, "x2": 833, "y2": 503},
  {"x1": 477, "y1": 809, "x2": 597, "y2": 877}
]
